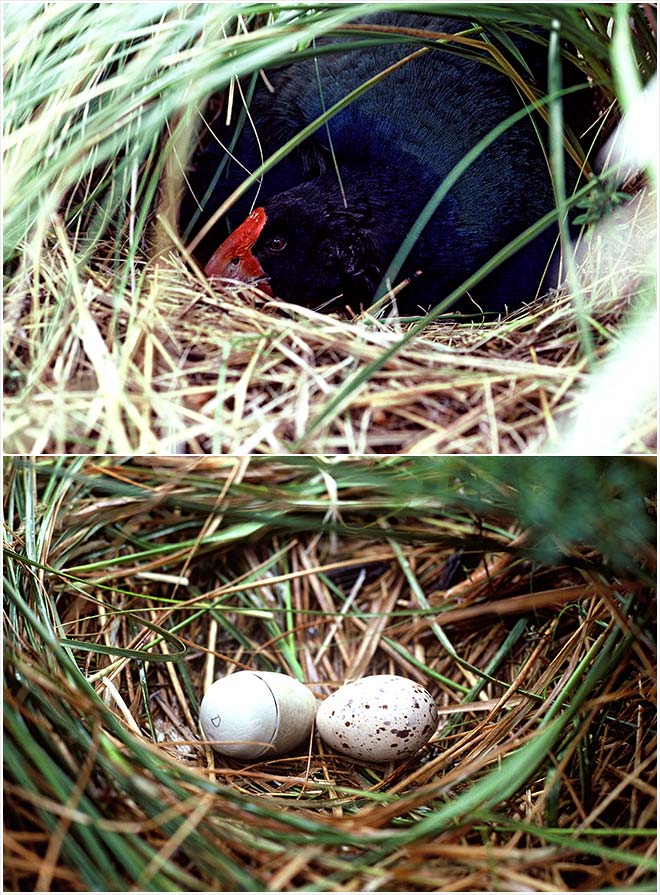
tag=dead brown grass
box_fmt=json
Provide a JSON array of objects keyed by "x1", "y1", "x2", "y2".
[{"x1": 3, "y1": 236, "x2": 655, "y2": 455}]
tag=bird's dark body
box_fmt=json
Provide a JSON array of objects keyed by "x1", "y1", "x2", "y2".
[{"x1": 182, "y1": 12, "x2": 585, "y2": 313}]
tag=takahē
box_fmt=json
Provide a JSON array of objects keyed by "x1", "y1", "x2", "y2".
[{"x1": 181, "y1": 12, "x2": 589, "y2": 314}]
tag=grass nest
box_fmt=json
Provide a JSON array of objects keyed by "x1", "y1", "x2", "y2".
[
  {"x1": 4, "y1": 456, "x2": 657, "y2": 891},
  {"x1": 3, "y1": 225, "x2": 656, "y2": 454}
]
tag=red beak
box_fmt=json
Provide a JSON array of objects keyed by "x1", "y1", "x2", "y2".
[{"x1": 204, "y1": 207, "x2": 272, "y2": 295}]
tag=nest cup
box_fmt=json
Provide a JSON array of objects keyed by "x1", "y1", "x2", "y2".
[{"x1": 3, "y1": 455, "x2": 656, "y2": 892}]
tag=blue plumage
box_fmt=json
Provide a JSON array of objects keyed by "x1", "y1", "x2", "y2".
[{"x1": 182, "y1": 13, "x2": 587, "y2": 313}]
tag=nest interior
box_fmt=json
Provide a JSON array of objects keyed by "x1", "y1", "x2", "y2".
[{"x1": 3, "y1": 456, "x2": 657, "y2": 892}]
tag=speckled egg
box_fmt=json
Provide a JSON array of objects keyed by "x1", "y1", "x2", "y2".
[{"x1": 315, "y1": 675, "x2": 438, "y2": 762}]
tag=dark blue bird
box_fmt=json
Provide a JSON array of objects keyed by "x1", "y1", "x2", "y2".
[{"x1": 182, "y1": 12, "x2": 587, "y2": 314}]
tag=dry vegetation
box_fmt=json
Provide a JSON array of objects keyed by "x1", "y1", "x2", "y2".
[
  {"x1": 3, "y1": 456, "x2": 656, "y2": 891},
  {"x1": 3, "y1": 231, "x2": 656, "y2": 455}
]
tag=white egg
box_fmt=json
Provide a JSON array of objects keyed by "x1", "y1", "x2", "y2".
[
  {"x1": 315, "y1": 674, "x2": 438, "y2": 762},
  {"x1": 199, "y1": 670, "x2": 317, "y2": 759}
]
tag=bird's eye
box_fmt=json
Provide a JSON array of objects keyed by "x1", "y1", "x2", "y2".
[{"x1": 266, "y1": 236, "x2": 287, "y2": 252}]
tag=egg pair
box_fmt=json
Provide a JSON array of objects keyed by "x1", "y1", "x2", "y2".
[{"x1": 199, "y1": 671, "x2": 438, "y2": 762}]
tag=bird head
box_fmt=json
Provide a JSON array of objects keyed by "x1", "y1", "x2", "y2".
[{"x1": 204, "y1": 179, "x2": 384, "y2": 311}]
